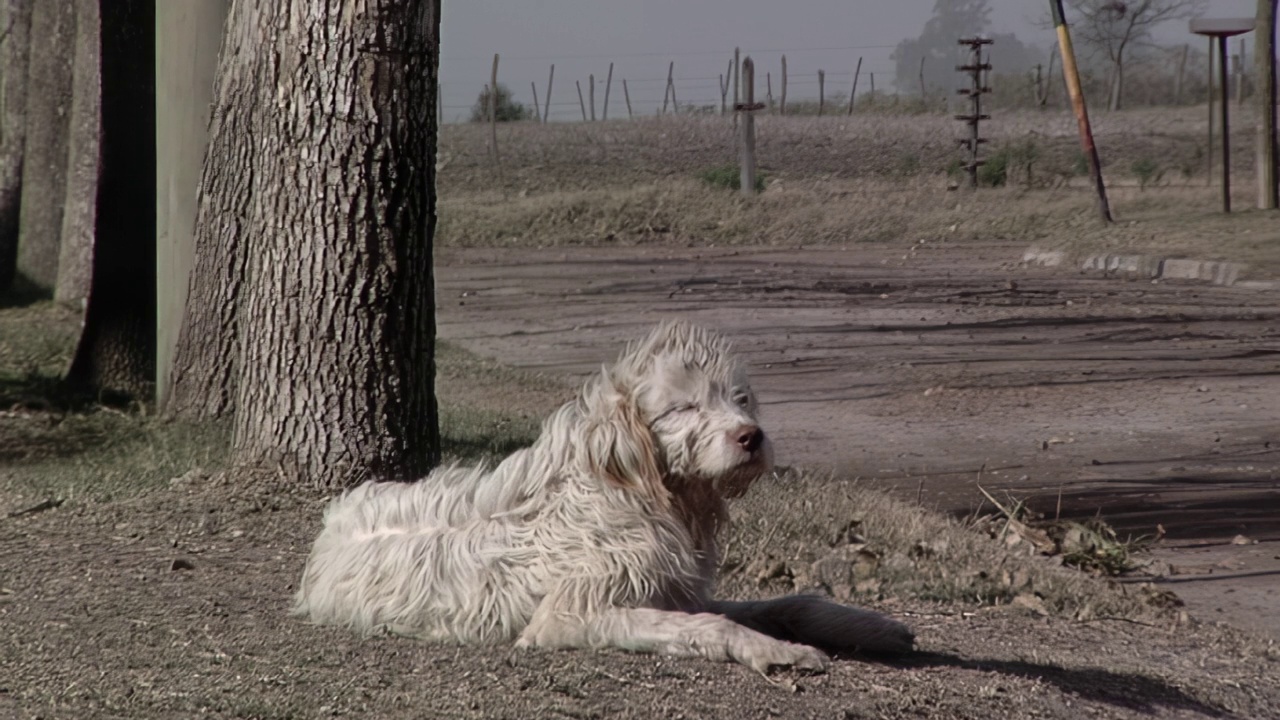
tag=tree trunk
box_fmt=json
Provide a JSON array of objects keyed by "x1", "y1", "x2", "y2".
[
  {"x1": 1108, "y1": 58, "x2": 1124, "y2": 112},
  {"x1": 15, "y1": 0, "x2": 74, "y2": 292},
  {"x1": 0, "y1": 0, "x2": 32, "y2": 294},
  {"x1": 231, "y1": 0, "x2": 442, "y2": 488},
  {"x1": 172, "y1": 0, "x2": 442, "y2": 488},
  {"x1": 55, "y1": 0, "x2": 100, "y2": 308},
  {"x1": 164, "y1": 0, "x2": 259, "y2": 420},
  {"x1": 155, "y1": 0, "x2": 229, "y2": 406},
  {"x1": 65, "y1": 0, "x2": 155, "y2": 401}
]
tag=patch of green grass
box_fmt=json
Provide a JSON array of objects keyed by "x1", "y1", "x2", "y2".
[
  {"x1": 0, "y1": 302, "x2": 553, "y2": 507},
  {"x1": 1131, "y1": 157, "x2": 1163, "y2": 190},
  {"x1": 977, "y1": 149, "x2": 1009, "y2": 187},
  {"x1": 698, "y1": 165, "x2": 766, "y2": 193}
]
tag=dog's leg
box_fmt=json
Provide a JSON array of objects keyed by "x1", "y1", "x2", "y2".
[
  {"x1": 706, "y1": 596, "x2": 915, "y2": 655},
  {"x1": 517, "y1": 603, "x2": 828, "y2": 674}
]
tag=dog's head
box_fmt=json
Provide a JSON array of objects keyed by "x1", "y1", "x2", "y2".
[{"x1": 580, "y1": 321, "x2": 773, "y2": 504}]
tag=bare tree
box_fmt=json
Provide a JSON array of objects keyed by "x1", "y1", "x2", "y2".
[{"x1": 1065, "y1": 0, "x2": 1206, "y2": 111}]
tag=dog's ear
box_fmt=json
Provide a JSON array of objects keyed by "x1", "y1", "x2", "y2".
[{"x1": 582, "y1": 375, "x2": 669, "y2": 507}]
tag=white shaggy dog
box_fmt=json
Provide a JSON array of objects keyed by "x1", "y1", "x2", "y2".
[{"x1": 293, "y1": 321, "x2": 913, "y2": 673}]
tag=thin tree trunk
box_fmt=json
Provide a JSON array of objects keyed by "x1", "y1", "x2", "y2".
[
  {"x1": 1109, "y1": 58, "x2": 1124, "y2": 112},
  {"x1": 155, "y1": 0, "x2": 229, "y2": 402},
  {"x1": 66, "y1": 0, "x2": 155, "y2": 401},
  {"x1": 228, "y1": 0, "x2": 441, "y2": 487},
  {"x1": 0, "y1": 0, "x2": 33, "y2": 293},
  {"x1": 55, "y1": 0, "x2": 100, "y2": 309},
  {"x1": 164, "y1": 0, "x2": 260, "y2": 419},
  {"x1": 16, "y1": 0, "x2": 75, "y2": 292}
]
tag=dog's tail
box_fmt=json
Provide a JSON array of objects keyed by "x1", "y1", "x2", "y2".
[{"x1": 707, "y1": 595, "x2": 915, "y2": 655}]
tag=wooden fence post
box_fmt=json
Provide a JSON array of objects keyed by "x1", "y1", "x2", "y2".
[
  {"x1": 918, "y1": 55, "x2": 927, "y2": 98},
  {"x1": 663, "y1": 61, "x2": 674, "y2": 114},
  {"x1": 576, "y1": 80, "x2": 587, "y2": 121},
  {"x1": 869, "y1": 72, "x2": 875, "y2": 103},
  {"x1": 589, "y1": 74, "x2": 596, "y2": 121},
  {"x1": 531, "y1": 81, "x2": 541, "y2": 122},
  {"x1": 739, "y1": 57, "x2": 759, "y2": 197},
  {"x1": 780, "y1": 55, "x2": 787, "y2": 115},
  {"x1": 623, "y1": 78, "x2": 633, "y2": 119},
  {"x1": 545, "y1": 65, "x2": 555, "y2": 123},
  {"x1": 848, "y1": 57, "x2": 862, "y2": 114},
  {"x1": 489, "y1": 54, "x2": 503, "y2": 183},
  {"x1": 720, "y1": 65, "x2": 730, "y2": 114},
  {"x1": 1256, "y1": 0, "x2": 1278, "y2": 209},
  {"x1": 669, "y1": 63, "x2": 679, "y2": 113},
  {"x1": 1208, "y1": 35, "x2": 1215, "y2": 185},
  {"x1": 733, "y1": 47, "x2": 740, "y2": 118},
  {"x1": 818, "y1": 69, "x2": 825, "y2": 115},
  {"x1": 767, "y1": 72, "x2": 774, "y2": 112},
  {"x1": 603, "y1": 63, "x2": 613, "y2": 120}
]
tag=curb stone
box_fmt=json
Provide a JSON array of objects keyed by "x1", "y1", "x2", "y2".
[{"x1": 1020, "y1": 247, "x2": 1276, "y2": 289}]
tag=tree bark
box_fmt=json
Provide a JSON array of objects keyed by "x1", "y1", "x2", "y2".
[
  {"x1": 230, "y1": 0, "x2": 442, "y2": 488},
  {"x1": 155, "y1": 0, "x2": 229, "y2": 406},
  {"x1": 171, "y1": 0, "x2": 442, "y2": 488},
  {"x1": 0, "y1": 1, "x2": 29, "y2": 293},
  {"x1": 0, "y1": 0, "x2": 32, "y2": 294},
  {"x1": 65, "y1": 0, "x2": 155, "y2": 401},
  {"x1": 55, "y1": 0, "x2": 100, "y2": 308},
  {"x1": 164, "y1": 0, "x2": 259, "y2": 420},
  {"x1": 15, "y1": 0, "x2": 74, "y2": 292}
]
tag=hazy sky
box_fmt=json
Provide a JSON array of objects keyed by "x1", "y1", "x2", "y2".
[{"x1": 439, "y1": 0, "x2": 1257, "y2": 122}]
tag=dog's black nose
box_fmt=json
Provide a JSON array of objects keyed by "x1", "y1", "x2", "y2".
[{"x1": 736, "y1": 426, "x2": 763, "y2": 453}]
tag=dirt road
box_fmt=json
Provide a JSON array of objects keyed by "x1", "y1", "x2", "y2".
[{"x1": 436, "y1": 241, "x2": 1280, "y2": 639}]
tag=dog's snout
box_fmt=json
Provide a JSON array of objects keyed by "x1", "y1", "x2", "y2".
[{"x1": 735, "y1": 425, "x2": 764, "y2": 453}]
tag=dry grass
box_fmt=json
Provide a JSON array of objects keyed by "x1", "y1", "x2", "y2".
[
  {"x1": 440, "y1": 107, "x2": 1280, "y2": 277},
  {"x1": 721, "y1": 469, "x2": 1179, "y2": 624}
]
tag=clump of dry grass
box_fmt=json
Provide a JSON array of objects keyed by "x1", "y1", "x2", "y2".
[{"x1": 720, "y1": 469, "x2": 1180, "y2": 623}]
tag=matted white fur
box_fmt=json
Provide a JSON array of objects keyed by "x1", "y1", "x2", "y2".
[{"x1": 293, "y1": 321, "x2": 913, "y2": 673}]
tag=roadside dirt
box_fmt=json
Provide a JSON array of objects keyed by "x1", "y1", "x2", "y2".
[
  {"x1": 2, "y1": 240, "x2": 1278, "y2": 719},
  {"x1": 435, "y1": 240, "x2": 1280, "y2": 642}
]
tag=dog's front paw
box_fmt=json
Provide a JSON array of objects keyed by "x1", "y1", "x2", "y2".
[{"x1": 735, "y1": 636, "x2": 830, "y2": 674}]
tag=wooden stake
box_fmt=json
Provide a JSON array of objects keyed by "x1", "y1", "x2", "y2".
[
  {"x1": 740, "y1": 57, "x2": 758, "y2": 197},
  {"x1": 732, "y1": 46, "x2": 740, "y2": 123},
  {"x1": 1050, "y1": 0, "x2": 1112, "y2": 223},
  {"x1": 848, "y1": 57, "x2": 862, "y2": 114},
  {"x1": 1256, "y1": 0, "x2": 1278, "y2": 209},
  {"x1": 623, "y1": 78, "x2": 633, "y2": 119},
  {"x1": 1220, "y1": 36, "x2": 1233, "y2": 211},
  {"x1": 531, "y1": 81, "x2": 541, "y2": 122},
  {"x1": 588, "y1": 74, "x2": 596, "y2": 121},
  {"x1": 780, "y1": 55, "x2": 787, "y2": 115},
  {"x1": 720, "y1": 62, "x2": 730, "y2": 115},
  {"x1": 663, "y1": 61, "x2": 674, "y2": 115},
  {"x1": 489, "y1": 54, "x2": 503, "y2": 183},
  {"x1": 602, "y1": 63, "x2": 613, "y2": 120},
  {"x1": 767, "y1": 72, "x2": 774, "y2": 112},
  {"x1": 576, "y1": 80, "x2": 587, "y2": 121},
  {"x1": 544, "y1": 65, "x2": 555, "y2": 124},
  {"x1": 918, "y1": 55, "x2": 926, "y2": 98},
  {"x1": 1209, "y1": 35, "x2": 1215, "y2": 186},
  {"x1": 818, "y1": 69, "x2": 825, "y2": 115}
]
